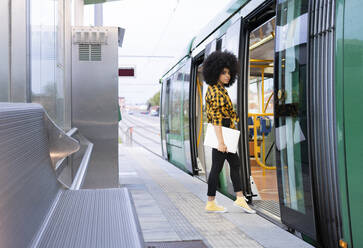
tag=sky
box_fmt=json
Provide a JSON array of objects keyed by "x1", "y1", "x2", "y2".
[{"x1": 84, "y1": 0, "x2": 232, "y2": 104}]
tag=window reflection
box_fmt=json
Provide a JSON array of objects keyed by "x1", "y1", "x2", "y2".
[
  {"x1": 275, "y1": 0, "x2": 309, "y2": 213},
  {"x1": 161, "y1": 79, "x2": 168, "y2": 158},
  {"x1": 30, "y1": 0, "x2": 65, "y2": 128},
  {"x1": 169, "y1": 73, "x2": 182, "y2": 135}
]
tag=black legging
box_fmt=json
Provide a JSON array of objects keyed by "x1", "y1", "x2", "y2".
[{"x1": 207, "y1": 148, "x2": 243, "y2": 196}]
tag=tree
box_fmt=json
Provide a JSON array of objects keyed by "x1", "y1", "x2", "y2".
[{"x1": 148, "y1": 91, "x2": 160, "y2": 106}]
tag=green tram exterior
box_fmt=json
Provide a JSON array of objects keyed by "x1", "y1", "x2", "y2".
[{"x1": 159, "y1": 0, "x2": 363, "y2": 247}]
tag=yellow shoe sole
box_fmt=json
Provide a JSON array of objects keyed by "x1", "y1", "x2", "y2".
[
  {"x1": 205, "y1": 208, "x2": 228, "y2": 213},
  {"x1": 233, "y1": 203, "x2": 256, "y2": 214}
]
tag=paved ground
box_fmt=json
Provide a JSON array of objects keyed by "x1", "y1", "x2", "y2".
[{"x1": 118, "y1": 143, "x2": 313, "y2": 248}]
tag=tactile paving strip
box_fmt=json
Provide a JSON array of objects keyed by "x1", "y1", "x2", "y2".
[
  {"x1": 127, "y1": 146, "x2": 262, "y2": 248},
  {"x1": 119, "y1": 147, "x2": 203, "y2": 242},
  {"x1": 145, "y1": 240, "x2": 208, "y2": 248}
]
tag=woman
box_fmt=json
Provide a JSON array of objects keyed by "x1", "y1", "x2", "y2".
[{"x1": 203, "y1": 51, "x2": 255, "y2": 214}]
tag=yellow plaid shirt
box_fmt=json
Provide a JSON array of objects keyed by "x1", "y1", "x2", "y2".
[{"x1": 205, "y1": 83, "x2": 239, "y2": 129}]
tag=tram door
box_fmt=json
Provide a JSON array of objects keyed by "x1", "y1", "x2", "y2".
[
  {"x1": 218, "y1": 18, "x2": 247, "y2": 198},
  {"x1": 247, "y1": 16, "x2": 279, "y2": 216},
  {"x1": 193, "y1": 41, "x2": 219, "y2": 182},
  {"x1": 274, "y1": 0, "x2": 316, "y2": 239},
  {"x1": 194, "y1": 58, "x2": 211, "y2": 182},
  {"x1": 160, "y1": 79, "x2": 169, "y2": 160}
]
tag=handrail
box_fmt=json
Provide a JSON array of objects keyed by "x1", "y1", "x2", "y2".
[
  {"x1": 55, "y1": 128, "x2": 79, "y2": 171},
  {"x1": 264, "y1": 92, "x2": 274, "y2": 113},
  {"x1": 70, "y1": 142, "x2": 94, "y2": 190},
  {"x1": 55, "y1": 127, "x2": 94, "y2": 190},
  {"x1": 66, "y1": 127, "x2": 78, "y2": 137},
  {"x1": 249, "y1": 114, "x2": 276, "y2": 172},
  {"x1": 250, "y1": 59, "x2": 273, "y2": 63}
]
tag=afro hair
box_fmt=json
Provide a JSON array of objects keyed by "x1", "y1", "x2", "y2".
[{"x1": 202, "y1": 50, "x2": 239, "y2": 87}]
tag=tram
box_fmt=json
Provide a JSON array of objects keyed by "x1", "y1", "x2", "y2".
[{"x1": 159, "y1": 0, "x2": 362, "y2": 247}]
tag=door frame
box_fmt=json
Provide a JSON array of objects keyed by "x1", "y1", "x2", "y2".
[
  {"x1": 238, "y1": 0, "x2": 276, "y2": 200},
  {"x1": 190, "y1": 51, "x2": 205, "y2": 176}
]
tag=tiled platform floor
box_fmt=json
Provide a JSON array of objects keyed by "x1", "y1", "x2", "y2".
[{"x1": 119, "y1": 144, "x2": 313, "y2": 248}]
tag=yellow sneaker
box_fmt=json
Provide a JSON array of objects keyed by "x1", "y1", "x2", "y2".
[
  {"x1": 205, "y1": 200, "x2": 227, "y2": 213},
  {"x1": 234, "y1": 197, "x2": 256, "y2": 214}
]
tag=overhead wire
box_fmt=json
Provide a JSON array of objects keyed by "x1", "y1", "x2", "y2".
[
  {"x1": 144, "y1": 0, "x2": 180, "y2": 70},
  {"x1": 119, "y1": 1, "x2": 180, "y2": 104}
]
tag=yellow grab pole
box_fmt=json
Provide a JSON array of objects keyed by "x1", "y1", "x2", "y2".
[
  {"x1": 261, "y1": 67, "x2": 265, "y2": 115},
  {"x1": 248, "y1": 113, "x2": 274, "y2": 117},
  {"x1": 250, "y1": 65, "x2": 274, "y2": 68},
  {"x1": 262, "y1": 134, "x2": 266, "y2": 176},
  {"x1": 197, "y1": 79, "x2": 203, "y2": 148},
  {"x1": 250, "y1": 59, "x2": 274, "y2": 63},
  {"x1": 264, "y1": 92, "x2": 274, "y2": 113},
  {"x1": 261, "y1": 68, "x2": 265, "y2": 175}
]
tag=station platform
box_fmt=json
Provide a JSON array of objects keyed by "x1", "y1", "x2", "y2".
[{"x1": 118, "y1": 143, "x2": 313, "y2": 248}]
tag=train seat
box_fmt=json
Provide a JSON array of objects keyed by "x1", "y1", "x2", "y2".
[{"x1": 0, "y1": 103, "x2": 144, "y2": 248}]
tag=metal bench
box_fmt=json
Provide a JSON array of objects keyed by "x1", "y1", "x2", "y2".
[{"x1": 0, "y1": 103, "x2": 144, "y2": 248}]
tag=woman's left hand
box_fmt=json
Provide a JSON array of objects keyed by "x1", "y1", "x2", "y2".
[{"x1": 217, "y1": 143, "x2": 227, "y2": 153}]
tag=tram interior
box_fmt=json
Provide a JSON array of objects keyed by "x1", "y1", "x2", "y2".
[{"x1": 247, "y1": 17, "x2": 279, "y2": 217}]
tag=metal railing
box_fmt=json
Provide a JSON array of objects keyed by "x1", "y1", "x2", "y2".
[{"x1": 54, "y1": 127, "x2": 94, "y2": 190}]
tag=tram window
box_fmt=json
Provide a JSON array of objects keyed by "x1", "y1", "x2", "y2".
[
  {"x1": 184, "y1": 72, "x2": 190, "y2": 82},
  {"x1": 163, "y1": 78, "x2": 171, "y2": 131},
  {"x1": 205, "y1": 40, "x2": 217, "y2": 57},
  {"x1": 177, "y1": 72, "x2": 183, "y2": 81},
  {"x1": 225, "y1": 20, "x2": 240, "y2": 57},
  {"x1": 224, "y1": 20, "x2": 241, "y2": 105},
  {"x1": 216, "y1": 38, "x2": 222, "y2": 51},
  {"x1": 169, "y1": 72, "x2": 182, "y2": 135}
]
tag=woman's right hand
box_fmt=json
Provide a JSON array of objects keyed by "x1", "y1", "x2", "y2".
[{"x1": 218, "y1": 143, "x2": 227, "y2": 153}]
